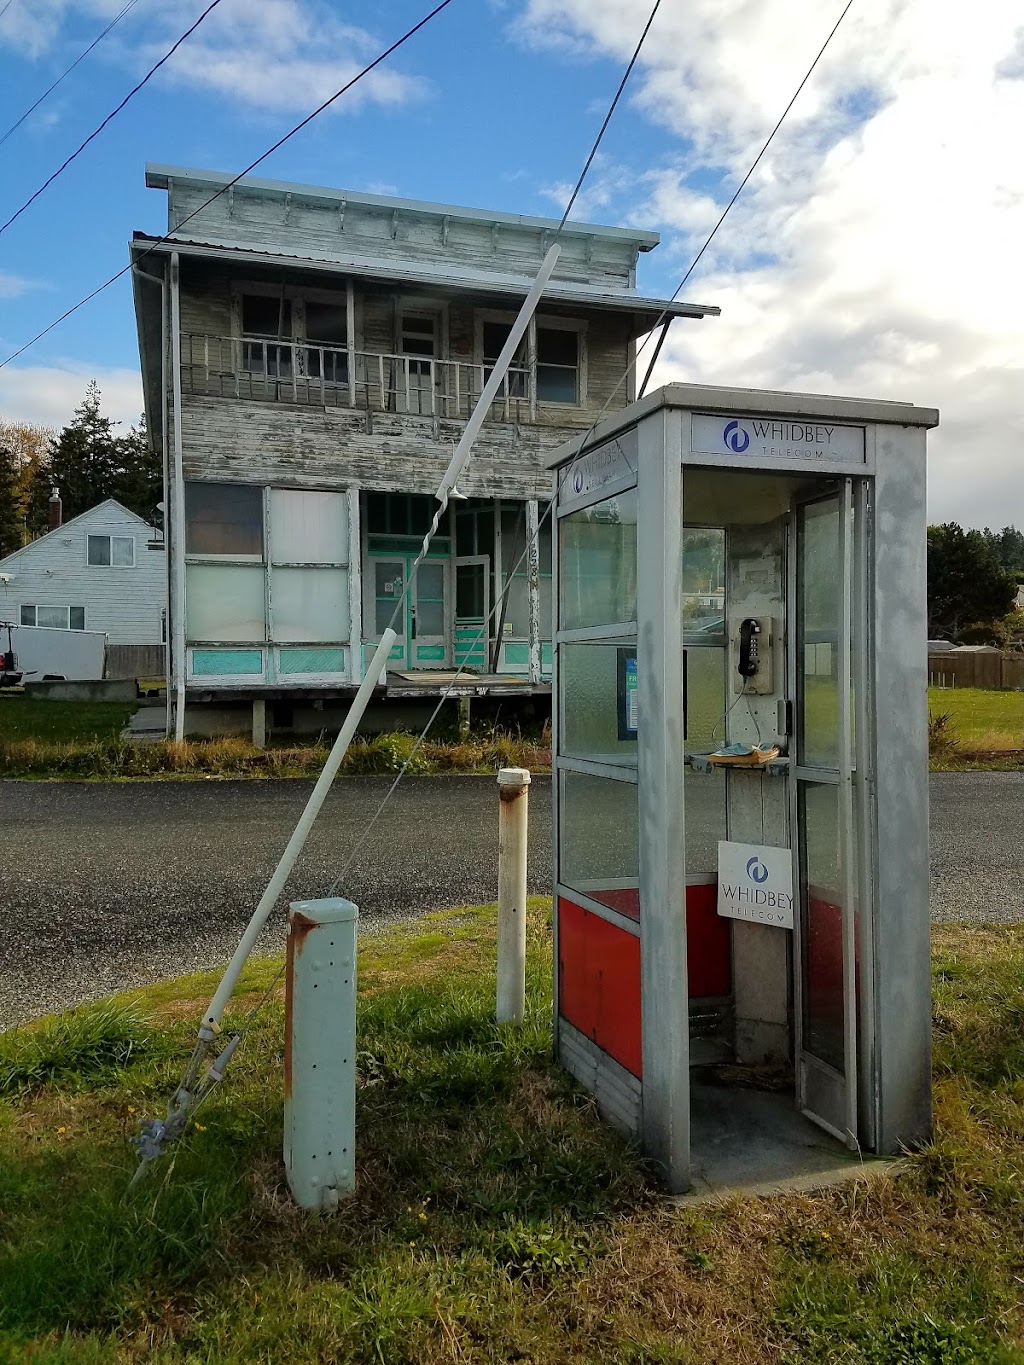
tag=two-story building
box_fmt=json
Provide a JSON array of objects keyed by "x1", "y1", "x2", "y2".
[{"x1": 130, "y1": 164, "x2": 718, "y2": 738}]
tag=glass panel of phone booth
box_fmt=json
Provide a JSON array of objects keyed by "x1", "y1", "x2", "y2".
[{"x1": 794, "y1": 488, "x2": 859, "y2": 1147}]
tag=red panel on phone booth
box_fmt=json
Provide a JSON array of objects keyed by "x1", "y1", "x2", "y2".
[
  {"x1": 685, "y1": 882, "x2": 732, "y2": 998},
  {"x1": 558, "y1": 897, "x2": 642, "y2": 1077}
]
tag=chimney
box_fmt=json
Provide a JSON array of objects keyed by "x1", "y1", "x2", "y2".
[{"x1": 48, "y1": 488, "x2": 62, "y2": 531}]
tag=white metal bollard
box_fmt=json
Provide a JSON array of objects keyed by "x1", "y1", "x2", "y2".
[
  {"x1": 284, "y1": 898, "x2": 358, "y2": 1212},
  {"x1": 496, "y1": 768, "x2": 531, "y2": 1024}
]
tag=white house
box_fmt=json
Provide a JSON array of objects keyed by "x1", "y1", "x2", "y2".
[{"x1": 0, "y1": 499, "x2": 165, "y2": 648}]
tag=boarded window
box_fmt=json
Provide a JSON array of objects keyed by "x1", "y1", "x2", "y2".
[
  {"x1": 185, "y1": 483, "x2": 263, "y2": 557},
  {"x1": 186, "y1": 564, "x2": 266, "y2": 641},
  {"x1": 269, "y1": 489, "x2": 348, "y2": 565}
]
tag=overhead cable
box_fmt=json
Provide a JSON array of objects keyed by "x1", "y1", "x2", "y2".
[
  {"x1": 0, "y1": 0, "x2": 224, "y2": 239},
  {"x1": 0, "y1": 0, "x2": 144, "y2": 153},
  {"x1": 322, "y1": 0, "x2": 861, "y2": 900},
  {"x1": 0, "y1": 0, "x2": 457, "y2": 370},
  {"x1": 637, "y1": 0, "x2": 855, "y2": 397}
]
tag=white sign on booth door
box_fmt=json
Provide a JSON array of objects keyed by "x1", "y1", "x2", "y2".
[{"x1": 717, "y1": 841, "x2": 794, "y2": 929}]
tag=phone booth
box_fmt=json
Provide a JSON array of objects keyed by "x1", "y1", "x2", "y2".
[{"x1": 549, "y1": 384, "x2": 938, "y2": 1194}]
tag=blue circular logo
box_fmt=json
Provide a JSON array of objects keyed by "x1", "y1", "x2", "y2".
[
  {"x1": 724, "y1": 419, "x2": 750, "y2": 454},
  {"x1": 746, "y1": 856, "x2": 769, "y2": 884},
  {"x1": 573, "y1": 469, "x2": 584, "y2": 494}
]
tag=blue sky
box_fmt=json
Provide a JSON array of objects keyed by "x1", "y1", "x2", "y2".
[{"x1": 1, "y1": 0, "x2": 1022, "y2": 526}]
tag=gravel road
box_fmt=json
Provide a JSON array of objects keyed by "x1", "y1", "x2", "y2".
[{"x1": 0, "y1": 770, "x2": 1019, "y2": 1027}]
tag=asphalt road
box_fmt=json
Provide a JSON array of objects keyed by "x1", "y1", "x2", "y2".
[{"x1": 0, "y1": 771, "x2": 1020, "y2": 1027}]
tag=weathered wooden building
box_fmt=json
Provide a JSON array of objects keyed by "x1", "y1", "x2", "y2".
[{"x1": 130, "y1": 164, "x2": 718, "y2": 737}]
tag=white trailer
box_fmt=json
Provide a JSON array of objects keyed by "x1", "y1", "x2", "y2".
[{"x1": 2, "y1": 624, "x2": 107, "y2": 682}]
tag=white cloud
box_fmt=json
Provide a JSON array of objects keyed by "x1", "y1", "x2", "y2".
[
  {"x1": 0, "y1": 362, "x2": 142, "y2": 430},
  {"x1": 1, "y1": 1, "x2": 430, "y2": 116},
  {"x1": 0, "y1": 271, "x2": 41, "y2": 299},
  {"x1": 519, "y1": 0, "x2": 1024, "y2": 527}
]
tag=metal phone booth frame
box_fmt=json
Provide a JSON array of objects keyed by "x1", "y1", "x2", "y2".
[{"x1": 549, "y1": 384, "x2": 939, "y2": 1194}]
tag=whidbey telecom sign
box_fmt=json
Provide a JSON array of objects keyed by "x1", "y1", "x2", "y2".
[
  {"x1": 717, "y1": 841, "x2": 794, "y2": 929},
  {"x1": 691, "y1": 413, "x2": 866, "y2": 464}
]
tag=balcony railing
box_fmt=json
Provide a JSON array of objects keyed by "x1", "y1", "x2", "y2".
[{"x1": 180, "y1": 334, "x2": 564, "y2": 424}]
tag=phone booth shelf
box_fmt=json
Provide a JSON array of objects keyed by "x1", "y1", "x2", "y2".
[{"x1": 548, "y1": 383, "x2": 938, "y2": 1195}]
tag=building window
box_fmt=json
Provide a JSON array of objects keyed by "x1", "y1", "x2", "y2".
[
  {"x1": 87, "y1": 534, "x2": 135, "y2": 567},
  {"x1": 20, "y1": 605, "x2": 86, "y2": 630},
  {"x1": 185, "y1": 483, "x2": 264, "y2": 558},
  {"x1": 482, "y1": 321, "x2": 527, "y2": 397},
  {"x1": 241, "y1": 294, "x2": 293, "y2": 377},
  {"x1": 536, "y1": 325, "x2": 580, "y2": 403},
  {"x1": 304, "y1": 300, "x2": 348, "y2": 384}
]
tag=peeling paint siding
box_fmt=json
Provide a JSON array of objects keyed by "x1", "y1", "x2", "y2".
[
  {"x1": 0, "y1": 504, "x2": 165, "y2": 644},
  {"x1": 176, "y1": 397, "x2": 562, "y2": 501},
  {"x1": 168, "y1": 185, "x2": 636, "y2": 286}
]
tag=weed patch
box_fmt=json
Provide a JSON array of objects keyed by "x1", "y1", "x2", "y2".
[{"x1": 3, "y1": 911, "x2": 1024, "y2": 1361}]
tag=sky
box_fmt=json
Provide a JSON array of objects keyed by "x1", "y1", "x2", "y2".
[{"x1": 0, "y1": 0, "x2": 1020, "y2": 528}]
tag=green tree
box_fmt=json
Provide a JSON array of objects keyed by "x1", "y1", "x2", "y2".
[
  {"x1": 112, "y1": 414, "x2": 161, "y2": 526},
  {"x1": 26, "y1": 381, "x2": 119, "y2": 535},
  {"x1": 927, "y1": 522, "x2": 1016, "y2": 642},
  {"x1": 0, "y1": 437, "x2": 20, "y2": 559}
]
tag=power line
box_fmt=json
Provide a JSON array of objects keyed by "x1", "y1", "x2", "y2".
[
  {"x1": 0, "y1": 0, "x2": 143, "y2": 153},
  {"x1": 637, "y1": 0, "x2": 855, "y2": 397},
  {"x1": 0, "y1": 0, "x2": 223, "y2": 240},
  {"x1": 0, "y1": 0, "x2": 18, "y2": 22},
  {"x1": 558, "y1": 0, "x2": 663, "y2": 232},
  {"x1": 0, "y1": 0, "x2": 457, "y2": 370}
]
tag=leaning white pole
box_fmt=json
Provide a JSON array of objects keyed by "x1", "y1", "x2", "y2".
[
  {"x1": 435, "y1": 245, "x2": 560, "y2": 504},
  {"x1": 200, "y1": 629, "x2": 396, "y2": 1035},
  {"x1": 496, "y1": 767, "x2": 531, "y2": 1024}
]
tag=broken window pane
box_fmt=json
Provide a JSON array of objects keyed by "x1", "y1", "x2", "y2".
[{"x1": 241, "y1": 295, "x2": 292, "y2": 377}]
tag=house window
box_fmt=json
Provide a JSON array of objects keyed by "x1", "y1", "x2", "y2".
[
  {"x1": 20, "y1": 605, "x2": 86, "y2": 630},
  {"x1": 536, "y1": 325, "x2": 580, "y2": 403},
  {"x1": 241, "y1": 294, "x2": 293, "y2": 378},
  {"x1": 304, "y1": 301, "x2": 348, "y2": 385},
  {"x1": 482, "y1": 321, "x2": 527, "y2": 397},
  {"x1": 87, "y1": 534, "x2": 135, "y2": 567},
  {"x1": 185, "y1": 483, "x2": 263, "y2": 557}
]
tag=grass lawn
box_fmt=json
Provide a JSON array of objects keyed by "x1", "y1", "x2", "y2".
[
  {"x1": 928, "y1": 686, "x2": 1024, "y2": 752},
  {"x1": 2, "y1": 903, "x2": 1024, "y2": 1362},
  {"x1": 0, "y1": 695, "x2": 137, "y2": 744}
]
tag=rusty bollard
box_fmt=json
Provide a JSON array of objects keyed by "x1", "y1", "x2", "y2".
[{"x1": 497, "y1": 768, "x2": 531, "y2": 1024}]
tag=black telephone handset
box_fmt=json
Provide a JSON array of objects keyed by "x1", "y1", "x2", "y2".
[{"x1": 737, "y1": 617, "x2": 761, "y2": 679}]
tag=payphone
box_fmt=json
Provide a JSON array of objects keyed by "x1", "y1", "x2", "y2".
[{"x1": 549, "y1": 384, "x2": 937, "y2": 1194}]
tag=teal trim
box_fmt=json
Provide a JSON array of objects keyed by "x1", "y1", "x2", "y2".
[
  {"x1": 504, "y1": 643, "x2": 529, "y2": 666},
  {"x1": 191, "y1": 648, "x2": 264, "y2": 676},
  {"x1": 415, "y1": 645, "x2": 446, "y2": 662},
  {"x1": 542, "y1": 642, "x2": 553, "y2": 668},
  {"x1": 278, "y1": 647, "x2": 346, "y2": 675}
]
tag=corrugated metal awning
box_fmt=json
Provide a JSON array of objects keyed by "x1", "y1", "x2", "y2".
[{"x1": 130, "y1": 234, "x2": 719, "y2": 326}]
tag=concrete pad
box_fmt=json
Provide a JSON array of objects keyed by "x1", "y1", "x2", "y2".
[
  {"x1": 680, "y1": 1083, "x2": 892, "y2": 1203},
  {"x1": 121, "y1": 708, "x2": 167, "y2": 743}
]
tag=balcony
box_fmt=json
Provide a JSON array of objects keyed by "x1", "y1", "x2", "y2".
[{"x1": 180, "y1": 334, "x2": 579, "y2": 425}]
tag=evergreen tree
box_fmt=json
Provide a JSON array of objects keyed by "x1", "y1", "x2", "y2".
[
  {"x1": 927, "y1": 522, "x2": 1016, "y2": 641},
  {"x1": 26, "y1": 381, "x2": 119, "y2": 535},
  {"x1": 113, "y1": 414, "x2": 162, "y2": 526},
  {"x1": 0, "y1": 437, "x2": 20, "y2": 559}
]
